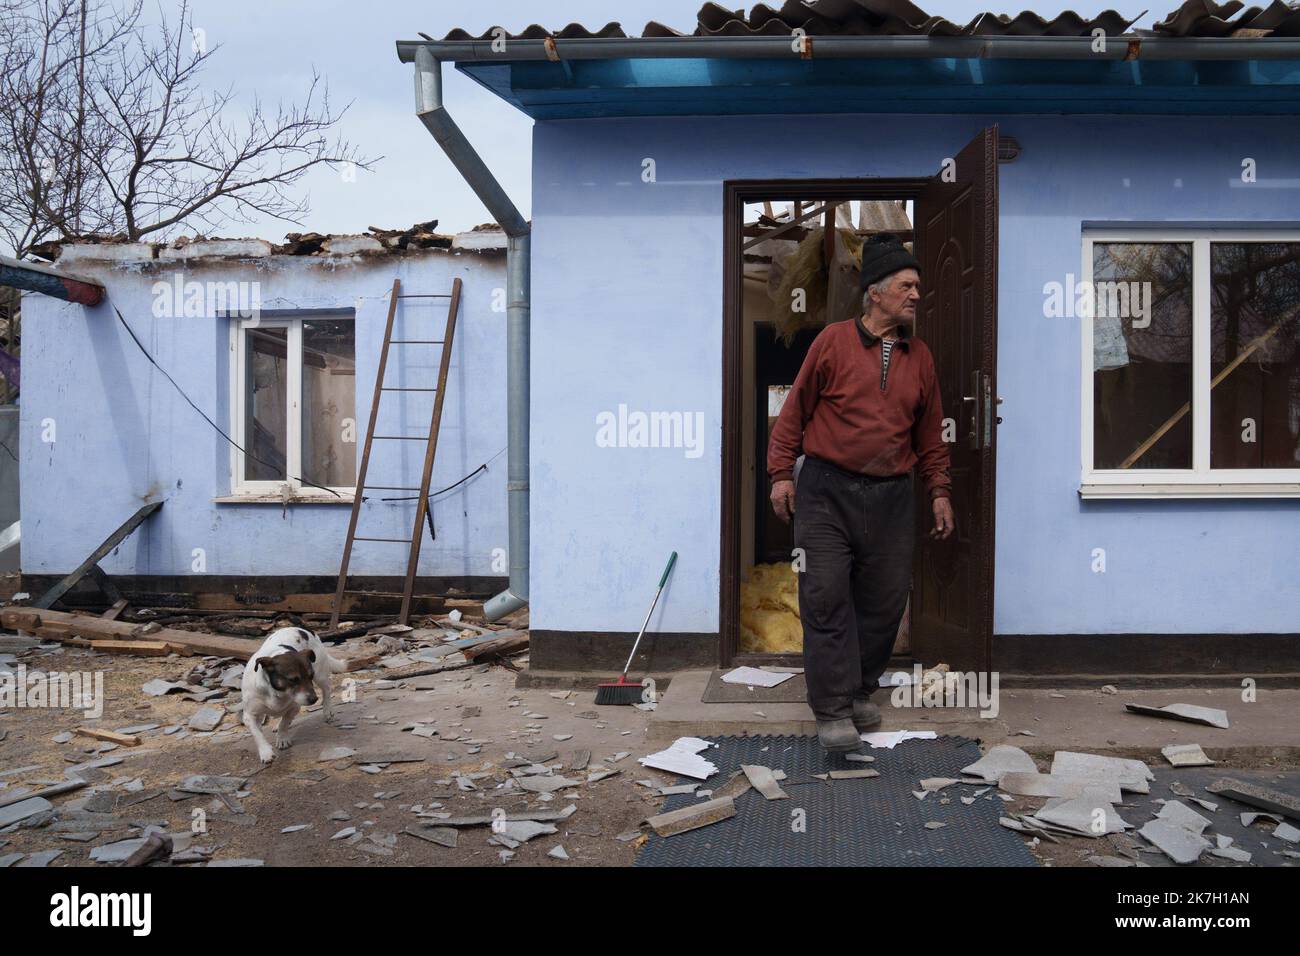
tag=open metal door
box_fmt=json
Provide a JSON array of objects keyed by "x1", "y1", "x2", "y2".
[{"x1": 910, "y1": 126, "x2": 1000, "y2": 673}]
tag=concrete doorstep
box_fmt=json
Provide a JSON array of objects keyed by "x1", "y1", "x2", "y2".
[{"x1": 646, "y1": 671, "x2": 1300, "y2": 763}]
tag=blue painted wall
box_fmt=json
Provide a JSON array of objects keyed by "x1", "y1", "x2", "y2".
[
  {"x1": 21, "y1": 248, "x2": 510, "y2": 579},
  {"x1": 531, "y1": 113, "x2": 1300, "y2": 636}
]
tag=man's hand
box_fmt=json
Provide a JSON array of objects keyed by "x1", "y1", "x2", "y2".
[
  {"x1": 930, "y1": 496, "x2": 955, "y2": 540},
  {"x1": 770, "y1": 479, "x2": 796, "y2": 523}
]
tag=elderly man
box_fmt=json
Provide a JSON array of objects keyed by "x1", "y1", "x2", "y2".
[{"x1": 767, "y1": 232, "x2": 955, "y2": 753}]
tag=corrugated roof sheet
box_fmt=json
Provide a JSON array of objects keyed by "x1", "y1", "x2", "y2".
[
  {"x1": 440, "y1": 1, "x2": 1300, "y2": 41},
  {"x1": 1152, "y1": 0, "x2": 1300, "y2": 36},
  {"x1": 651, "y1": 1, "x2": 1138, "y2": 37},
  {"x1": 442, "y1": 22, "x2": 631, "y2": 42}
]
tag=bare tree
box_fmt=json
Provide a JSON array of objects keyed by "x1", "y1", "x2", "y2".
[
  {"x1": 0, "y1": 0, "x2": 140, "y2": 254},
  {"x1": 0, "y1": 0, "x2": 374, "y2": 257}
]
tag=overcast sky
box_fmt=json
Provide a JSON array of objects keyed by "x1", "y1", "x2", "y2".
[{"x1": 173, "y1": 1, "x2": 1157, "y2": 239}]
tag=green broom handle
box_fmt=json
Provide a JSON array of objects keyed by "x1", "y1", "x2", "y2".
[
  {"x1": 658, "y1": 551, "x2": 678, "y2": 588},
  {"x1": 620, "y1": 551, "x2": 678, "y2": 680}
]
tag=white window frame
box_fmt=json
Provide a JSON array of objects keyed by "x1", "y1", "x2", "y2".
[
  {"x1": 227, "y1": 316, "x2": 356, "y2": 501},
  {"x1": 1081, "y1": 228, "x2": 1300, "y2": 499}
]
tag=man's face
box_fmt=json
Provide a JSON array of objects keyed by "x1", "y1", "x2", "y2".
[{"x1": 871, "y1": 268, "x2": 921, "y2": 327}]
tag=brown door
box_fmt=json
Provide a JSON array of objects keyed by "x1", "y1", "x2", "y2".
[{"x1": 910, "y1": 126, "x2": 999, "y2": 673}]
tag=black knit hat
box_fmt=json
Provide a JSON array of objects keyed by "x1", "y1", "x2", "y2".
[{"x1": 859, "y1": 233, "x2": 920, "y2": 291}]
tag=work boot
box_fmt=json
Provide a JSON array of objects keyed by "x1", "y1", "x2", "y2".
[
  {"x1": 852, "y1": 699, "x2": 882, "y2": 733},
  {"x1": 817, "y1": 717, "x2": 861, "y2": 753}
]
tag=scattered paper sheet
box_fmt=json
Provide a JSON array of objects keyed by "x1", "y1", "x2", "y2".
[
  {"x1": 638, "y1": 737, "x2": 719, "y2": 781},
  {"x1": 720, "y1": 666, "x2": 797, "y2": 688},
  {"x1": 860, "y1": 730, "x2": 937, "y2": 749}
]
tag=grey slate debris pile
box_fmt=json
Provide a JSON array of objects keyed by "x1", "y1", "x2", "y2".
[
  {"x1": 985, "y1": 745, "x2": 1300, "y2": 866},
  {"x1": 0, "y1": 599, "x2": 547, "y2": 865},
  {"x1": 0, "y1": 756, "x2": 239, "y2": 866}
]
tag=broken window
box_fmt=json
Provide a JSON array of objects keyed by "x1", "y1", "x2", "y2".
[
  {"x1": 1091, "y1": 241, "x2": 1194, "y2": 470},
  {"x1": 1083, "y1": 232, "x2": 1300, "y2": 496},
  {"x1": 1210, "y1": 243, "x2": 1300, "y2": 469},
  {"x1": 231, "y1": 315, "x2": 356, "y2": 496}
]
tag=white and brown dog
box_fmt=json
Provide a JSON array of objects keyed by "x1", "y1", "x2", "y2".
[{"x1": 241, "y1": 626, "x2": 346, "y2": 764}]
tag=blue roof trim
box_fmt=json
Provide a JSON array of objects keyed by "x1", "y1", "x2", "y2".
[{"x1": 457, "y1": 56, "x2": 1300, "y2": 118}]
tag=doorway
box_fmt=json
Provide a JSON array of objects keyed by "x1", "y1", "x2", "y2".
[{"x1": 720, "y1": 126, "x2": 1000, "y2": 675}]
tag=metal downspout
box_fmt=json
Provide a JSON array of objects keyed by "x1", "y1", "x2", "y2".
[{"x1": 413, "y1": 49, "x2": 529, "y2": 621}]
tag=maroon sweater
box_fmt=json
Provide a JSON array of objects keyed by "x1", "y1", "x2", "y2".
[{"x1": 767, "y1": 318, "x2": 952, "y2": 500}]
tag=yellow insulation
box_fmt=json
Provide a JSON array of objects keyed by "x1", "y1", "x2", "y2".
[
  {"x1": 770, "y1": 226, "x2": 864, "y2": 345},
  {"x1": 739, "y1": 562, "x2": 803, "y2": 653}
]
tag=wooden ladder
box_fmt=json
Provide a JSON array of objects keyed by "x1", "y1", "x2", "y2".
[{"x1": 330, "y1": 276, "x2": 463, "y2": 627}]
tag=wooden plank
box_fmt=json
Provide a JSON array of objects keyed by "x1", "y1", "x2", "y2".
[
  {"x1": 645, "y1": 796, "x2": 736, "y2": 837},
  {"x1": 317, "y1": 619, "x2": 394, "y2": 643},
  {"x1": 88, "y1": 640, "x2": 175, "y2": 657},
  {"x1": 822, "y1": 202, "x2": 836, "y2": 266},
  {"x1": 191, "y1": 592, "x2": 451, "y2": 615},
  {"x1": 443, "y1": 598, "x2": 484, "y2": 611},
  {"x1": 450, "y1": 629, "x2": 525, "y2": 650},
  {"x1": 101, "y1": 599, "x2": 129, "y2": 621},
  {"x1": 75, "y1": 727, "x2": 141, "y2": 747},
  {"x1": 34, "y1": 502, "x2": 163, "y2": 609},
  {"x1": 341, "y1": 654, "x2": 382, "y2": 672},
  {"x1": 460, "y1": 630, "x2": 529, "y2": 663},
  {"x1": 0, "y1": 608, "x2": 258, "y2": 660},
  {"x1": 432, "y1": 616, "x2": 499, "y2": 634},
  {"x1": 379, "y1": 658, "x2": 476, "y2": 680},
  {"x1": 2, "y1": 609, "x2": 42, "y2": 631},
  {"x1": 742, "y1": 201, "x2": 828, "y2": 251}
]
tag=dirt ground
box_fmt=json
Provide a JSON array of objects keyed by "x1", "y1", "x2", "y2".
[
  {"x1": 1, "y1": 637, "x2": 666, "y2": 866},
  {"x1": 3, "y1": 636, "x2": 1297, "y2": 868}
]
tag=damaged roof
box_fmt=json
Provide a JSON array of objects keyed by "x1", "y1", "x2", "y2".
[
  {"x1": 439, "y1": 1, "x2": 1300, "y2": 40},
  {"x1": 46, "y1": 221, "x2": 507, "y2": 266},
  {"x1": 1153, "y1": 0, "x2": 1300, "y2": 35},
  {"x1": 408, "y1": 2, "x2": 1300, "y2": 118}
]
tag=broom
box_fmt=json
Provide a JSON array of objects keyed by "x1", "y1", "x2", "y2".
[{"x1": 595, "y1": 551, "x2": 678, "y2": 706}]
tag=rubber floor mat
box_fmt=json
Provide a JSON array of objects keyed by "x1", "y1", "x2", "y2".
[{"x1": 635, "y1": 734, "x2": 1039, "y2": 867}]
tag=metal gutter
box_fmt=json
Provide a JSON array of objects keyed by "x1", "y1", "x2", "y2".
[
  {"x1": 397, "y1": 35, "x2": 1300, "y2": 63},
  {"x1": 412, "y1": 48, "x2": 530, "y2": 622}
]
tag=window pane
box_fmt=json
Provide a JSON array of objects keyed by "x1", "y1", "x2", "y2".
[
  {"x1": 245, "y1": 327, "x2": 288, "y2": 481},
  {"x1": 301, "y1": 320, "x2": 357, "y2": 487},
  {"x1": 1210, "y1": 243, "x2": 1300, "y2": 469},
  {"x1": 1092, "y1": 242, "x2": 1193, "y2": 469}
]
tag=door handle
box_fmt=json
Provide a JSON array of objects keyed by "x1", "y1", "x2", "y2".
[
  {"x1": 962, "y1": 369, "x2": 981, "y2": 450},
  {"x1": 982, "y1": 372, "x2": 994, "y2": 449}
]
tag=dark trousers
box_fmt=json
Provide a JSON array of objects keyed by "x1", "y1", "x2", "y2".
[{"x1": 793, "y1": 456, "x2": 915, "y2": 721}]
